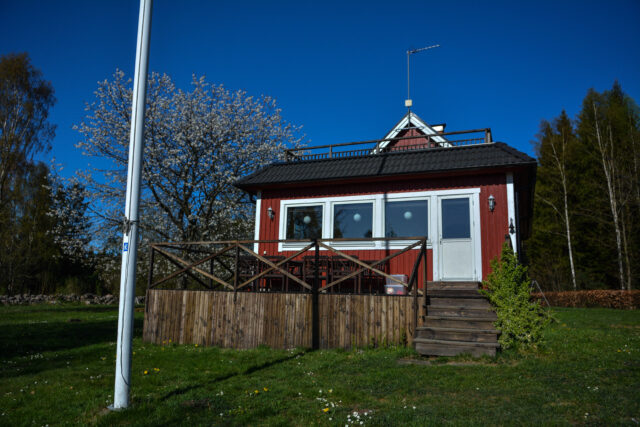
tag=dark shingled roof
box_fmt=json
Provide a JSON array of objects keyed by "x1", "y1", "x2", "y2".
[{"x1": 235, "y1": 142, "x2": 536, "y2": 190}]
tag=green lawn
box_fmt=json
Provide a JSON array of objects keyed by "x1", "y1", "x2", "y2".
[{"x1": 0, "y1": 304, "x2": 638, "y2": 426}]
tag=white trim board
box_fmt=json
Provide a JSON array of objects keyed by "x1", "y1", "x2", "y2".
[
  {"x1": 253, "y1": 191, "x2": 262, "y2": 253},
  {"x1": 506, "y1": 173, "x2": 517, "y2": 253}
]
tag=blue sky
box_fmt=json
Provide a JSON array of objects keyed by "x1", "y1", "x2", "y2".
[{"x1": 2, "y1": 0, "x2": 639, "y2": 177}]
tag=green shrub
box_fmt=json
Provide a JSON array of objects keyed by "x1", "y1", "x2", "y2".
[{"x1": 481, "y1": 242, "x2": 549, "y2": 350}]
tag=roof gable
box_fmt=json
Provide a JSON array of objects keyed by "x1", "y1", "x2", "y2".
[{"x1": 376, "y1": 111, "x2": 449, "y2": 150}]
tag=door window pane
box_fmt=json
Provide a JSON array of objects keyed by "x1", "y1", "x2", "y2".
[
  {"x1": 333, "y1": 203, "x2": 373, "y2": 238},
  {"x1": 286, "y1": 205, "x2": 323, "y2": 239},
  {"x1": 385, "y1": 200, "x2": 428, "y2": 238},
  {"x1": 441, "y1": 198, "x2": 470, "y2": 239}
]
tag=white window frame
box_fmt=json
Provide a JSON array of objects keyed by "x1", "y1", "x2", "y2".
[
  {"x1": 278, "y1": 188, "x2": 481, "y2": 252},
  {"x1": 330, "y1": 199, "x2": 377, "y2": 248},
  {"x1": 279, "y1": 199, "x2": 326, "y2": 250}
]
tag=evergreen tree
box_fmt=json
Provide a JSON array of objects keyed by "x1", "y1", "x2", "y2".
[
  {"x1": 528, "y1": 112, "x2": 579, "y2": 291},
  {"x1": 527, "y1": 82, "x2": 640, "y2": 290},
  {"x1": 575, "y1": 82, "x2": 639, "y2": 290}
]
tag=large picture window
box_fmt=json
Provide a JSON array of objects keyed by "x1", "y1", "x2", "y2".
[
  {"x1": 385, "y1": 200, "x2": 428, "y2": 238},
  {"x1": 333, "y1": 202, "x2": 373, "y2": 238},
  {"x1": 286, "y1": 205, "x2": 323, "y2": 239}
]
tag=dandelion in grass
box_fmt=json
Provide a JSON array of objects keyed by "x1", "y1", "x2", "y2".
[
  {"x1": 323, "y1": 408, "x2": 329, "y2": 413},
  {"x1": 263, "y1": 387, "x2": 268, "y2": 392},
  {"x1": 154, "y1": 368, "x2": 159, "y2": 372},
  {"x1": 144, "y1": 370, "x2": 148, "y2": 375}
]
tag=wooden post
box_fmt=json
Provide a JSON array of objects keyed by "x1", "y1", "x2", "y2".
[
  {"x1": 421, "y1": 239, "x2": 427, "y2": 323},
  {"x1": 209, "y1": 255, "x2": 214, "y2": 290},
  {"x1": 312, "y1": 239, "x2": 319, "y2": 350},
  {"x1": 412, "y1": 258, "x2": 418, "y2": 335},
  {"x1": 234, "y1": 243, "x2": 239, "y2": 302},
  {"x1": 147, "y1": 245, "x2": 155, "y2": 289}
]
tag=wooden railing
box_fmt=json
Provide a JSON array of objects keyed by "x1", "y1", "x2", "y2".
[
  {"x1": 147, "y1": 237, "x2": 428, "y2": 349},
  {"x1": 284, "y1": 128, "x2": 492, "y2": 162}
]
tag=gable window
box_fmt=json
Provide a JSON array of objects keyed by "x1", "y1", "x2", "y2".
[
  {"x1": 286, "y1": 205, "x2": 323, "y2": 239},
  {"x1": 385, "y1": 199, "x2": 428, "y2": 238},
  {"x1": 333, "y1": 202, "x2": 373, "y2": 238}
]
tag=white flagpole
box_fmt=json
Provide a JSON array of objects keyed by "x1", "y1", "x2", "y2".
[{"x1": 112, "y1": 0, "x2": 152, "y2": 410}]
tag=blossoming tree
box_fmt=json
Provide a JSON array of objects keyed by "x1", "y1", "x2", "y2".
[{"x1": 74, "y1": 70, "x2": 303, "y2": 247}]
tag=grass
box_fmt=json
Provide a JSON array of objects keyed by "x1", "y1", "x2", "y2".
[{"x1": 0, "y1": 304, "x2": 638, "y2": 426}]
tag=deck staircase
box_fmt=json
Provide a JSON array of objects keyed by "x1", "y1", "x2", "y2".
[{"x1": 414, "y1": 282, "x2": 500, "y2": 357}]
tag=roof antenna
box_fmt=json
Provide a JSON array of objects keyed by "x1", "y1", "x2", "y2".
[{"x1": 406, "y1": 44, "x2": 440, "y2": 112}]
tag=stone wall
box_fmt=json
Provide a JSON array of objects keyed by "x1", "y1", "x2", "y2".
[{"x1": 0, "y1": 294, "x2": 145, "y2": 306}]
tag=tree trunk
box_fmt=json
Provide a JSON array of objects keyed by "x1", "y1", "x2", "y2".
[
  {"x1": 549, "y1": 132, "x2": 578, "y2": 292},
  {"x1": 593, "y1": 104, "x2": 626, "y2": 290}
]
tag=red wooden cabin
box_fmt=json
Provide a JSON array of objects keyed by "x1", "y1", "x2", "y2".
[
  {"x1": 235, "y1": 111, "x2": 536, "y2": 288},
  {"x1": 144, "y1": 112, "x2": 537, "y2": 356}
]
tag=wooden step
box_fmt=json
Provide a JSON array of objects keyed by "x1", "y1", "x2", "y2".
[
  {"x1": 427, "y1": 306, "x2": 497, "y2": 319},
  {"x1": 428, "y1": 281, "x2": 481, "y2": 290},
  {"x1": 415, "y1": 326, "x2": 499, "y2": 343},
  {"x1": 414, "y1": 338, "x2": 499, "y2": 357},
  {"x1": 427, "y1": 297, "x2": 492, "y2": 309},
  {"x1": 425, "y1": 315, "x2": 496, "y2": 330},
  {"x1": 426, "y1": 289, "x2": 485, "y2": 298}
]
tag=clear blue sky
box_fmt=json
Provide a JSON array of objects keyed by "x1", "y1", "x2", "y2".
[{"x1": 2, "y1": 0, "x2": 639, "y2": 177}]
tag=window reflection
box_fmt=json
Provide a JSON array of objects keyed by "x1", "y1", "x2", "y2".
[
  {"x1": 333, "y1": 203, "x2": 373, "y2": 238},
  {"x1": 385, "y1": 200, "x2": 428, "y2": 238},
  {"x1": 286, "y1": 205, "x2": 323, "y2": 239}
]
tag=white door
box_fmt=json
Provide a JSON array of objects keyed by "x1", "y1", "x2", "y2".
[{"x1": 438, "y1": 196, "x2": 475, "y2": 281}]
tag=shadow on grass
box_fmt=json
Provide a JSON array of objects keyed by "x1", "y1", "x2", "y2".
[
  {"x1": 159, "y1": 349, "x2": 307, "y2": 402},
  {"x1": 1, "y1": 305, "x2": 121, "y2": 315},
  {"x1": 0, "y1": 317, "x2": 144, "y2": 360}
]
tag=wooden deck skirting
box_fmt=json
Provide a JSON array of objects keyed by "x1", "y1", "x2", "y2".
[{"x1": 143, "y1": 289, "x2": 422, "y2": 349}]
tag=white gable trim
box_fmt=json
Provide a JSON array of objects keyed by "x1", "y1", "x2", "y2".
[{"x1": 377, "y1": 112, "x2": 449, "y2": 150}]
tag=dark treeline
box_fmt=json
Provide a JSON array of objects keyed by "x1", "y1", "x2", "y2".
[
  {"x1": 0, "y1": 53, "x2": 107, "y2": 295},
  {"x1": 526, "y1": 82, "x2": 640, "y2": 291}
]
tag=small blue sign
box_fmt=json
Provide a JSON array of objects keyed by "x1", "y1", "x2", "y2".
[{"x1": 123, "y1": 242, "x2": 129, "y2": 252}]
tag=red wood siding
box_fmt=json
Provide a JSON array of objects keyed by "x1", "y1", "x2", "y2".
[
  {"x1": 257, "y1": 172, "x2": 509, "y2": 282},
  {"x1": 388, "y1": 128, "x2": 431, "y2": 150}
]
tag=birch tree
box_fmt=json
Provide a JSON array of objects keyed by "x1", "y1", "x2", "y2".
[
  {"x1": 74, "y1": 70, "x2": 303, "y2": 247},
  {"x1": 576, "y1": 83, "x2": 639, "y2": 290},
  {"x1": 534, "y1": 113, "x2": 578, "y2": 291},
  {"x1": 528, "y1": 83, "x2": 639, "y2": 291}
]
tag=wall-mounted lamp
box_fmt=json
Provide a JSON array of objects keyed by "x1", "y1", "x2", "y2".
[
  {"x1": 509, "y1": 218, "x2": 515, "y2": 234},
  {"x1": 488, "y1": 194, "x2": 495, "y2": 212},
  {"x1": 267, "y1": 206, "x2": 275, "y2": 220}
]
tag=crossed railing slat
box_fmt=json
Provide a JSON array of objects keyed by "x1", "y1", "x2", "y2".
[{"x1": 148, "y1": 237, "x2": 427, "y2": 296}]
